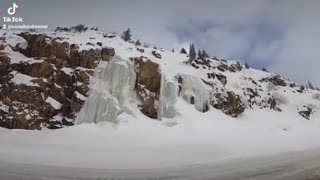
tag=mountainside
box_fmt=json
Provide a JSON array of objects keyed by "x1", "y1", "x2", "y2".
[{"x1": 0, "y1": 29, "x2": 320, "y2": 130}]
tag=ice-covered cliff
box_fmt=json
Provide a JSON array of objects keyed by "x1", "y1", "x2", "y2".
[{"x1": 0, "y1": 29, "x2": 320, "y2": 129}]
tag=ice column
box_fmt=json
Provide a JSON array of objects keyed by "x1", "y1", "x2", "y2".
[{"x1": 158, "y1": 74, "x2": 178, "y2": 120}]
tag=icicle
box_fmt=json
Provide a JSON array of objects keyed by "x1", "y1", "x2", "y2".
[{"x1": 76, "y1": 56, "x2": 136, "y2": 124}]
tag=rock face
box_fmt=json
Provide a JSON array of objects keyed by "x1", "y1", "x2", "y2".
[
  {"x1": 211, "y1": 92, "x2": 245, "y2": 117},
  {"x1": 260, "y1": 75, "x2": 287, "y2": 87},
  {"x1": 0, "y1": 32, "x2": 115, "y2": 129},
  {"x1": 133, "y1": 57, "x2": 161, "y2": 119},
  {"x1": 101, "y1": 47, "x2": 115, "y2": 61}
]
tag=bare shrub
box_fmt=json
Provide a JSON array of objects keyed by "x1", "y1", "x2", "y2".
[
  {"x1": 313, "y1": 93, "x2": 320, "y2": 100},
  {"x1": 267, "y1": 82, "x2": 279, "y2": 92},
  {"x1": 271, "y1": 92, "x2": 288, "y2": 105}
]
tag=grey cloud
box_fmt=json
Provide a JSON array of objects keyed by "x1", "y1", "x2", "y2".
[{"x1": 2, "y1": 0, "x2": 320, "y2": 86}]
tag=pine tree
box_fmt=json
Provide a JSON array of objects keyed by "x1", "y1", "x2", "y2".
[
  {"x1": 135, "y1": 40, "x2": 141, "y2": 46},
  {"x1": 180, "y1": 48, "x2": 187, "y2": 54},
  {"x1": 245, "y1": 62, "x2": 250, "y2": 69},
  {"x1": 172, "y1": 48, "x2": 175, "y2": 52},
  {"x1": 307, "y1": 80, "x2": 315, "y2": 90},
  {"x1": 121, "y1": 28, "x2": 132, "y2": 42},
  {"x1": 90, "y1": 27, "x2": 98, "y2": 31},
  {"x1": 262, "y1": 67, "x2": 268, "y2": 72},
  {"x1": 202, "y1": 50, "x2": 209, "y2": 58},
  {"x1": 197, "y1": 49, "x2": 202, "y2": 59},
  {"x1": 188, "y1": 43, "x2": 196, "y2": 63},
  {"x1": 72, "y1": 24, "x2": 88, "y2": 32}
]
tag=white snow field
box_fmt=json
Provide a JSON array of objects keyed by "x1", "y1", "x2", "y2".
[
  {"x1": 1, "y1": 30, "x2": 320, "y2": 172},
  {"x1": 1, "y1": 103, "x2": 320, "y2": 169}
]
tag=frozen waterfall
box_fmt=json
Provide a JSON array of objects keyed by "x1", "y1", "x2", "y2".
[
  {"x1": 158, "y1": 74, "x2": 178, "y2": 120},
  {"x1": 76, "y1": 56, "x2": 136, "y2": 124},
  {"x1": 180, "y1": 74, "x2": 210, "y2": 113}
]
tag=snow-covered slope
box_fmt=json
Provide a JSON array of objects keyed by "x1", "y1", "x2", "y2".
[
  {"x1": 32, "y1": 29, "x2": 320, "y2": 122},
  {"x1": 0, "y1": 29, "x2": 320, "y2": 169}
]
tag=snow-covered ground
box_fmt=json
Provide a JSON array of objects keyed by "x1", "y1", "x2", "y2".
[{"x1": 1, "y1": 99, "x2": 320, "y2": 169}]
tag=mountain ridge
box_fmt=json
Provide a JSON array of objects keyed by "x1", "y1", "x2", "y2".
[{"x1": 0, "y1": 29, "x2": 319, "y2": 129}]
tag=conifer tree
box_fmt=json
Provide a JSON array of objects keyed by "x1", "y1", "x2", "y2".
[
  {"x1": 180, "y1": 48, "x2": 187, "y2": 54},
  {"x1": 135, "y1": 40, "x2": 141, "y2": 46},
  {"x1": 121, "y1": 28, "x2": 132, "y2": 42},
  {"x1": 188, "y1": 43, "x2": 196, "y2": 63}
]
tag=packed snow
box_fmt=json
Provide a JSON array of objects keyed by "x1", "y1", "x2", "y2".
[
  {"x1": 1, "y1": 102, "x2": 320, "y2": 169},
  {"x1": 10, "y1": 71, "x2": 39, "y2": 87}
]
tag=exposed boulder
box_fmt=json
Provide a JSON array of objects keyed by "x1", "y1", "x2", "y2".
[
  {"x1": 245, "y1": 88, "x2": 260, "y2": 108},
  {"x1": 71, "y1": 48, "x2": 100, "y2": 69},
  {"x1": 141, "y1": 96, "x2": 158, "y2": 119},
  {"x1": 298, "y1": 106, "x2": 313, "y2": 120},
  {"x1": 289, "y1": 83, "x2": 297, "y2": 88},
  {"x1": 216, "y1": 74, "x2": 227, "y2": 85},
  {"x1": 151, "y1": 51, "x2": 161, "y2": 59},
  {"x1": 217, "y1": 64, "x2": 228, "y2": 72},
  {"x1": 260, "y1": 75, "x2": 287, "y2": 87},
  {"x1": 207, "y1": 73, "x2": 215, "y2": 79},
  {"x1": 229, "y1": 62, "x2": 243, "y2": 72},
  {"x1": 137, "y1": 47, "x2": 144, "y2": 53},
  {"x1": 13, "y1": 61, "x2": 54, "y2": 78},
  {"x1": 297, "y1": 85, "x2": 305, "y2": 93},
  {"x1": 211, "y1": 92, "x2": 245, "y2": 117},
  {"x1": 101, "y1": 46, "x2": 115, "y2": 61},
  {"x1": 96, "y1": 42, "x2": 102, "y2": 46},
  {"x1": 133, "y1": 57, "x2": 161, "y2": 119}
]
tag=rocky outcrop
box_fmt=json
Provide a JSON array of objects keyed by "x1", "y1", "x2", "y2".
[
  {"x1": 18, "y1": 32, "x2": 115, "y2": 69},
  {"x1": 18, "y1": 33, "x2": 69, "y2": 59},
  {"x1": 0, "y1": 33, "x2": 115, "y2": 129},
  {"x1": 13, "y1": 61, "x2": 55, "y2": 78},
  {"x1": 101, "y1": 47, "x2": 115, "y2": 61},
  {"x1": 211, "y1": 92, "x2": 245, "y2": 117},
  {"x1": 260, "y1": 75, "x2": 287, "y2": 87},
  {"x1": 216, "y1": 62, "x2": 242, "y2": 73},
  {"x1": 216, "y1": 74, "x2": 227, "y2": 85},
  {"x1": 298, "y1": 106, "x2": 313, "y2": 120},
  {"x1": 132, "y1": 57, "x2": 161, "y2": 119},
  {"x1": 151, "y1": 51, "x2": 161, "y2": 59}
]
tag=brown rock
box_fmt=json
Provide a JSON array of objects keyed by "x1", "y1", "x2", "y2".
[
  {"x1": 140, "y1": 97, "x2": 158, "y2": 119},
  {"x1": 14, "y1": 61, "x2": 55, "y2": 78},
  {"x1": 135, "y1": 58, "x2": 161, "y2": 92},
  {"x1": 133, "y1": 57, "x2": 161, "y2": 119},
  {"x1": 212, "y1": 92, "x2": 245, "y2": 117},
  {"x1": 101, "y1": 47, "x2": 115, "y2": 61}
]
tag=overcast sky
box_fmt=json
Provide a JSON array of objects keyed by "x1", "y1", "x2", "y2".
[{"x1": 2, "y1": 0, "x2": 320, "y2": 86}]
